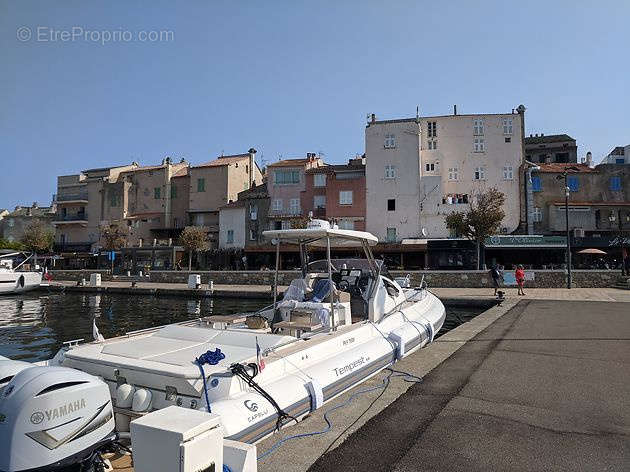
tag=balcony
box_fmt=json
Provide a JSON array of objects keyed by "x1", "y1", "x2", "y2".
[
  {"x1": 52, "y1": 213, "x2": 88, "y2": 225},
  {"x1": 268, "y1": 208, "x2": 302, "y2": 218},
  {"x1": 54, "y1": 191, "x2": 89, "y2": 204},
  {"x1": 54, "y1": 242, "x2": 94, "y2": 253}
]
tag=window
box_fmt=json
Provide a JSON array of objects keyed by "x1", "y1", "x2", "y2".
[
  {"x1": 567, "y1": 176, "x2": 579, "y2": 192},
  {"x1": 616, "y1": 158, "x2": 625, "y2": 164},
  {"x1": 503, "y1": 118, "x2": 513, "y2": 135},
  {"x1": 339, "y1": 191, "x2": 353, "y2": 205},
  {"x1": 505, "y1": 137, "x2": 511, "y2": 143},
  {"x1": 314, "y1": 174, "x2": 326, "y2": 187},
  {"x1": 384, "y1": 134, "x2": 396, "y2": 149},
  {"x1": 272, "y1": 199, "x2": 283, "y2": 211},
  {"x1": 386, "y1": 227, "x2": 397, "y2": 243},
  {"x1": 274, "y1": 170, "x2": 300, "y2": 185},
  {"x1": 313, "y1": 195, "x2": 326, "y2": 208},
  {"x1": 154, "y1": 187, "x2": 161, "y2": 199},
  {"x1": 425, "y1": 163, "x2": 435, "y2": 172},
  {"x1": 249, "y1": 229, "x2": 256, "y2": 241},
  {"x1": 428, "y1": 140, "x2": 437, "y2": 150},
  {"x1": 474, "y1": 138, "x2": 485, "y2": 152},
  {"x1": 289, "y1": 198, "x2": 300, "y2": 214},
  {"x1": 226, "y1": 230, "x2": 234, "y2": 244},
  {"x1": 110, "y1": 194, "x2": 121, "y2": 207},
  {"x1": 8, "y1": 218, "x2": 14, "y2": 227},
  {"x1": 281, "y1": 220, "x2": 291, "y2": 230},
  {"x1": 387, "y1": 199, "x2": 396, "y2": 211},
  {"x1": 250, "y1": 205, "x2": 258, "y2": 220},
  {"x1": 197, "y1": 178, "x2": 205, "y2": 192},
  {"x1": 533, "y1": 207, "x2": 543, "y2": 223},
  {"x1": 427, "y1": 121, "x2": 437, "y2": 138},
  {"x1": 194, "y1": 214, "x2": 205, "y2": 226},
  {"x1": 448, "y1": 167, "x2": 459, "y2": 181},
  {"x1": 473, "y1": 119, "x2": 484, "y2": 136},
  {"x1": 532, "y1": 176, "x2": 542, "y2": 192},
  {"x1": 610, "y1": 176, "x2": 622, "y2": 191},
  {"x1": 474, "y1": 167, "x2": 485, "y2": 180},
  {"x1": 385, "y1": 165, "x2": 396, "y2": 179},
  {"x1": 338, "y1": 219, "x2": 355, "y2": 230},
  {"x1": 503, "y1": 166, "x2": 514, "y2": 180},
  {"x1": 170, "y1": 185, "x2": 177, "y2": 199}
]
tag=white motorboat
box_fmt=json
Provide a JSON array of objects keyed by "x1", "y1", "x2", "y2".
[
  {"x1": 0, "y1": 220, "x2": 445, "y2": 472},
  {"x1": 0, "y1": 253, "x2": 42, "y2": 295}
]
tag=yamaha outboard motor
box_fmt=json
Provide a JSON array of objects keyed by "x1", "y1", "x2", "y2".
[{"x1": 0, "y1": 366, "x2": 115, "y2": 472}]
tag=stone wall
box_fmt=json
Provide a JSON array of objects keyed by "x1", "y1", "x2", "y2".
[{"x1": 49, "y1": 269, "x2": 623, "y2": 288}]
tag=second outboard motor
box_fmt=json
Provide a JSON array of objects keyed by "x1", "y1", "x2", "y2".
[{"x1": 0, "y1": 366, "x2": 115, "y2": 472}]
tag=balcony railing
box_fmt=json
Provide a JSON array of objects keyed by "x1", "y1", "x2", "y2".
[
  {"x1": 54, "y1": 192, "x2": 89, "y2": 202},
  {"x1": 53, "y1": 213, "x2": 88, "y2": 222},
  {"x1": 268, "y1": 208, "x2": 302, "y2": 217}
]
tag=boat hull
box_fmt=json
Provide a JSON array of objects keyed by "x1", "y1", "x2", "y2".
[{"x1": 0, "y1": 271, "x2": 42, "y2": 295}]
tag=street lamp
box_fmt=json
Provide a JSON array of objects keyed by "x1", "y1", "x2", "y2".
[{"x1": 556, "y1": 167, "x2": 579, "y2": 289}]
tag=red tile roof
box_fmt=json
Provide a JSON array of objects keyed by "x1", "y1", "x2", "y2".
[
  {"x1": 171, "y1": 167, "x2": 189, "y2": 178},
  {"x1": 537, "y1": 163, "x2": 596, "y2": 173},
  {"x1": 267, "y1": 158, "x2": 320, "y2": 168}
]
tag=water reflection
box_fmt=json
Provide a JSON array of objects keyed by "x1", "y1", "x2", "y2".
[{"x1": 0, "y1": 293, "x2": 267, "y2": 362}]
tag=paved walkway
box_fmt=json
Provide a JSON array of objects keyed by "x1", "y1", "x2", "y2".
[{"x1": 308, "y1": 299, "x2": 630, "y2": 472}]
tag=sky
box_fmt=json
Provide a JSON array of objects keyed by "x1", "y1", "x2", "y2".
[{"x1": 1, "y1": 0, "x2": 629, "y2": 210}]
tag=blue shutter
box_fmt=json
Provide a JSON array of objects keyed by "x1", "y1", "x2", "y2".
[
  {"x1": 567, "y1": 176, "x2": 579, "y2": 192},
  {"x1": 532, "y1": 176, "x2": 542, "y2": 192},
  {"x1": 610, "y1": 176, "x2": 621, "y2": 191}
]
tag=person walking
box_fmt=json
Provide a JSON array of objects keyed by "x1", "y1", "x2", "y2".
[
  {"x1": 490, "y1": 264, "x2": 502, "y2": 296},
  {"x1": 515, "y1": 264, "x2": 526, "y2": 296}
]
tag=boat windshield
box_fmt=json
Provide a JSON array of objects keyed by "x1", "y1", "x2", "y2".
[{"x1": 307, "y1": 258, "x2": 390, "y2": 279}]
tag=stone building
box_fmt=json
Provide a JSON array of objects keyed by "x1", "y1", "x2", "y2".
[
  {"x1": 529, "y1": 162, "x2": 630, "y2": 266},
  {"x1": 0, "y1": 203, "x2": 55, "y2": 244},
  {"x1": 524, "y1": 134, "x2": 578, "y2": 164},
  {"x1": 601, "y1": 145, "x2": 629, "y2": 165},
  {"x1": 302, "y1": 157, "x2": 366, "y2": 231}
]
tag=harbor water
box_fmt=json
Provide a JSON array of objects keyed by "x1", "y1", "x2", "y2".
[{"x1": 0, "y1": 293, "x2": 484, "y2": 362}]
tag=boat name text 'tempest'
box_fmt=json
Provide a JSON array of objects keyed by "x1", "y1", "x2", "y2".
[{"x1": 333, "y1": 356, "x2": 366, "y2": 376}]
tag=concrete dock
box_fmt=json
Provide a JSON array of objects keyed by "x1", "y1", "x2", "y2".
[{"x1": 256, "y1": 299, "x2": 630, "y2": 471}]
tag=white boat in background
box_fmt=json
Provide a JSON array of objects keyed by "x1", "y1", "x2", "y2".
[
  {"x1": 0, "y1": 220, "x2": 445, "y2": 472},
  {"x1": 0, "y1": 253, "x2": 42, "y2": 295}
]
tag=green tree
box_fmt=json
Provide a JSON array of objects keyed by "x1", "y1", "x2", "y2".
[
  {"x1": 0, "y1": 239, "x2": 25, "y2": 250},
  {"x1": 20, "y1": 220, "x2": 54, "y2": 266},
  {"x1": 100, "y1": 223, "x2": 128, "y2": 272},
  {"x1": 180, "y1": 226, "x2": 210, "y2": 271},
  {"x1": 445, "y1": 187, "x2": 506, "y2": 270}
]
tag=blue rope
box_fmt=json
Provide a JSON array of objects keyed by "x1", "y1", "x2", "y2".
[
  {"x1": 256, "y1": 367, "x2": 423, "y2": 462},
  {"x1": 195, "y1": 348, "x2": 226, "y2": 413},
  {"x1": 223, "y1": 465, "x2": 232, "y2": 472}
]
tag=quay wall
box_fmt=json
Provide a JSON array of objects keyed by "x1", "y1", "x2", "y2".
[{"x1": 48, "y1": 269, "x2": 623, "y2": 288}]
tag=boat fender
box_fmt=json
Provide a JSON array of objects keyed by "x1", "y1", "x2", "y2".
[
  {"x1": 132, "y1": 388, "x2": 153, "y2": 412},
  {"x1": 116, "y1": 383, "x2": 136, "y2": 408},
  {"x1": 426, "y1": 322, "x2": 435, "y2": 343},
  {"x1": 305, "y1": 378, "x2": 324, "y2": 411},
  {"x1": 388, "y1": 332, "x2": 405, "y2": 360}
]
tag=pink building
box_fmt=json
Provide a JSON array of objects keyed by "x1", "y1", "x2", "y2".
[
  {"x1": 302, "y1": 157, "x2": 366, "y2": 230},
  {"x1": 267, "y1": 153, "x2": 323, "y2": 229}
]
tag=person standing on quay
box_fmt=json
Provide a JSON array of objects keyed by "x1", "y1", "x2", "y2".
[
  {"x1": 490, "y1": 264, "x2": 502, "y2": 296},
  {"x1": 515, "y1": 265, "x2": 526, "y2": 296}
]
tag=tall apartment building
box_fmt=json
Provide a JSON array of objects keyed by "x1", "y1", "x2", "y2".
[
  {"x1": 54, "y1": 164, "x2": 138, "y2": 253},
  {"x1": 365, "y1": 106, "x2": 525, "y2": 243},
  {"x1": 302, "y1": 157, "x2": 366, "y2": 231},
  {"x1": 267, "y1": 153, "x2": 323, "y2": 229},
  {"x1": 188, "y1": 150, "x2": 263, "y2": 247}
]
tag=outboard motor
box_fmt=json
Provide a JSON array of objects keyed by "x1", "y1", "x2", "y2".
[
  {"x1": 0, "y1": 366, "x2": 115, "y2": 472},
  {"x1": 0, "y1": 358, "x2": 33, "y2": 395}
]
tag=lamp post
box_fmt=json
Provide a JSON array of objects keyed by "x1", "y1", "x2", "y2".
[{"x1": 556, "y1": 170, "x2": 576, "y2": 289}]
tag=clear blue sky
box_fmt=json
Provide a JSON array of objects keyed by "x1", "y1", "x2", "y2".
[{"x1": 1, "y1": 0, "x2": 629, "y2": 210}]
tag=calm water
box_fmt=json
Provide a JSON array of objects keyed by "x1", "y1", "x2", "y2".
[{"x1": 0, "y1": 293, "x2": 482, "y2": 362}]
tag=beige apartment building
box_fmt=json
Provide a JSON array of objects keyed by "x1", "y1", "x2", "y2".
[
  {"x1": 365, "y1": 106, "x2": 525, "y2": 243},
  {"x1": 188, "y1": 150, "x2": 262, "y2": 246}
]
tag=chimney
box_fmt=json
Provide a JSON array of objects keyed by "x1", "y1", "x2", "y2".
[
  {"x1": 32, "y1": 202, "x2": 38, "y2": 208},
  {"x1": 541, "y1": 133, "x2": 544, "y2": 137},
  {"x1": 248, "y1": 148, "x2": 257, "y2": 188},
  {"x1": 586, "y1": 151, "x2": 592, "y2": 167},
  {"x1": 530, "y1": 134, "x2": 533, "y2": 137},
  {"x1": 453, "y1": 105, "x2": 457, "y2": 115},
  {"x1": 371, "y1": 113, "x2": 376, "y2": 123}
]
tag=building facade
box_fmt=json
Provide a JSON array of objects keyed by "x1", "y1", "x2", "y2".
[
  {"x1": 267, "y1": 153, "x2": 323, "y2": 230},
  {"x1": 365, "y1": 107, "x2": 525, "y2": 244},
  {"x1": 524, "y1": 134, "x2": 578, "y2": 164},
  {"x1": 601, "y1": 145, "x2": 630, "y2": 165},
  {"x1": 0, "y1": 203, "x2": 55, "y2": 244},
  {"x1": 302, "y1": 157, "x2": 366, "y2": 231}
]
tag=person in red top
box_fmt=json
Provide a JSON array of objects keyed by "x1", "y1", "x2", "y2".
[{"x1": 515, "y1": 265, "x2": 526, "y2": 296}]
